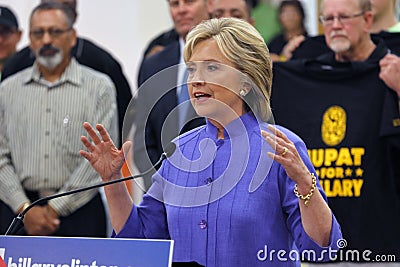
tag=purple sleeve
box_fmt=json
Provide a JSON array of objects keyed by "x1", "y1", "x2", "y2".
[{"x1": 112, "y1": 192, "x2": 170, "y2": 239}]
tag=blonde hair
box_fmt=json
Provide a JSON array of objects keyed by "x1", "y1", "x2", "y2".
[{"x1": 184, "y1": 17, "x2": 273, "y2": 122}]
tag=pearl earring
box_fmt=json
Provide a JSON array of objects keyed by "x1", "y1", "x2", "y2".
[{"x1": 239, "y1": 89, "x2": 247, "y2": 97}]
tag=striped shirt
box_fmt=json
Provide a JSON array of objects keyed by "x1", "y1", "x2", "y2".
[{"x1": 0, "y1": 58, "x2": 118, "y2": 216}]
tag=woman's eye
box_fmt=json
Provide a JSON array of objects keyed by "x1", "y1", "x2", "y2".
[
  {"x1": 207, "y1": 64, "x2": 218, "y2": 71},
  {"x1": 187, "y1": 67, "x2": 195, "y2": 74}
]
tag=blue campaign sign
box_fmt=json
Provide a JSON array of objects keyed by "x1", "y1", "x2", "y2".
[{"x1": 0, "y1": 236, "x2": 173, "y2": 267}]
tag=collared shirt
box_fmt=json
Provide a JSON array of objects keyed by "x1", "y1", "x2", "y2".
[
  {"x1": 0, "y1": 58, "x2": 118, "y2": 216},
  {"x1": 115, "y1": 113, "x2": 342, "y2": 266},
  {"x1": 388, "y1": 22, "x2": 400, "y2": 33}
]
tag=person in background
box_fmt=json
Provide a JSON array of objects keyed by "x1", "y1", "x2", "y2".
[
  {"x1": 370, "y1": 0, "x2": 400, "y2": 33},
  {"x1": 252, "y1": 0, "x2": 280, "y2": 43},
  {"x1": 142, "y1": 0, "x2": 256, "y2": 62},
  {"x1": 142, "y1": 28, "x2": 179, "y2": 59},
  {"x1": 272, "y1": 0, "x2": 400, "y2": 265},
  {"x1": 268, "y1": 0, "x2": 308, "y2": 62},
  {"x1": 317, "y1": 0, "x2": 400, "y2": 264},
  {"x1": 0, "y1": 2, "x2": 118, "y2": 237},
  {"x1": 288, "y1": 0, "x2": 400, "y2": 60},
  {"x1": 0, "y1": 6, "x2": 21, "y2": 78},
  {"x1": 80, "y1": 17, "x2": 342, "y2": 267},
  {"x1": 133, "y1": 0, "x2": 211, "y2": 190},
  {"x1": 1, "y1": 0, "x2": 131, "y2": 147},
  {"x1": 212, "y1": 0, "x2": 255, "y2": 24}
]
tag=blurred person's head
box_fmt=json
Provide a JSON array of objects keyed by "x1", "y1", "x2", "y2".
[
  {"x1": 370, "y1": 0, "x2": 398, "y2": 32},
  {"x1": 29, "y1": 2, "x2": 77, "y2": 73},
  {"x1": 320, "y1": 0, "x2": 374, "y2": 61},
  {"x1": 371, "y1": 0, "x2": 396, "y2": 20},
  {"x1": 41, "y1": 0, "x2": 78, "y2": 24},
  {"x1": 278, "y1": 0, "x2": 306, "y2": 33},
  {"x1": 184, "y1": 17, "x2": 272, "y2": 124},
  {"x1": 212, "y1": 0, "x2": 255, "y2": 25},
  {"x1": 167, "y1": 0, "x2": 211, "y2": 40},
  {"x1": 0, "y1": 6, "x2": 22, "y2": 69}
]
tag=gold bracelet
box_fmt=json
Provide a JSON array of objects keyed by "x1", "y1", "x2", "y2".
[
  {"x1": 279, "y1": 54, "x2": 287, "y2": 62},
  {"x1": 294, "y1": 172, "x2": 317, "y2": 207},
  {"x1": 18, "y1": 202, "x2": 31, "y2": 214}
]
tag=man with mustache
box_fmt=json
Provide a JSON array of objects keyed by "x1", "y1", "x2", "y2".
[
  {"x1": 321, "y1": 0, "x2": 377, "y2": 61},
  {"x1": 272, "y1": 0, "x2": 400, "y2": 265},
  {"x1": 320, "y1": 0, "x2": 400, "y2": 105},
  {"x1": 1, "y1": 0, "x2": 131, "y2": 149},
  {"x1": 0, "y1": 2, "x2": 118, "y2": 237}
]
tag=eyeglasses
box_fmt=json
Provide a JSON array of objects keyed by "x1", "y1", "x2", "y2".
[
  {"x1": 319, "y1": 12, "x2": 364, "y2": 26},
  {"x1": 30, "y1": 27, "x2": 72, "y2": 39}
]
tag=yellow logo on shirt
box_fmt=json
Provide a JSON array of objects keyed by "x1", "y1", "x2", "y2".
[
  {"x1": 307, "y1": 106, "x2": 365, "y2": 198},
  {"x1": 321, "y1": 106, "x2": 346, "y2": 146}
]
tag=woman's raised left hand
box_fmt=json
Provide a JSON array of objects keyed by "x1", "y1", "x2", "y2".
[{"x1": 261, "y1": 125, "x2": 310, "y2": 186}]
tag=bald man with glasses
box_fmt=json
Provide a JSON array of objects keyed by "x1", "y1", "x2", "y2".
[
  {"x1": 272, "y1": 0, "x2": 400, "y2": 265},
  {"x1": 320, "y1": 0, "x2": 400, "y2": 107}
]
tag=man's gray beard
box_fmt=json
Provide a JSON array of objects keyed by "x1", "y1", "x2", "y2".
[
  {"x1": 36, "y1": 51, "x2": 63, "y2": 70},
  {"x1": 329, "y1": 39, "x2": 351, "y2": 54}
]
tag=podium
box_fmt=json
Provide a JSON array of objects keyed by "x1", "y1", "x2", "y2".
[{"x1": 0, "y1": 236, "x2": 173, "y2": 267}]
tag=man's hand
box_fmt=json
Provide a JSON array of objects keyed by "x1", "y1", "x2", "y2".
[
  {"x1": 379, "y1": 53, "x2": 400, "y2": 96},
  {"x1": 23, "y1": 205, "x2": 60, "y2": 235}
]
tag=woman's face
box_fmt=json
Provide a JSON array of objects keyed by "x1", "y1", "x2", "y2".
[
  {"x1": 186, "y1": 38, "x2": 246, "y2": 125},
  {"x1": 279, "y1": 5, "x2": 302, "y2": 32}
]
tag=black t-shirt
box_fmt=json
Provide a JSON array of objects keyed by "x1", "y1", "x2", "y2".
[
  {"x1": 271, "y1": 38, "x2": 400, "y2": 261},
  {"x1": 268, "y1": 32, "x2": 309, "y2": 55},
  {"x1": 268, "y1": 33, "x2": 287, "y2": 55}
]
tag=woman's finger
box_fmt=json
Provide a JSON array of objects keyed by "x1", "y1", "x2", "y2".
[
  {"x1": 267, "y1": 124, "x2": 292, "y2": 144},
  {"x1": 80, "y1": 135, "x2": 96, "y2": 152},
  {"x1": 96, "y1": 124, "x2": 113, "y2": 144},
  {"x1": 83, "y1": 122, "x2": 101, "y2": 145},
  {"x1": 79, "y1": 149, "x2": 91, "y2": 161},
  {"x1": 262, "y1": 130, "x2": 290, "y2": 157}
]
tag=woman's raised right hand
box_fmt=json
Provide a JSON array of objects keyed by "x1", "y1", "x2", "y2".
[{"x1": 80, "y1": 122, "x2": 131, "y2": 181}]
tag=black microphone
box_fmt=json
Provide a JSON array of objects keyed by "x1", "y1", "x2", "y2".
[{"x1": 5, "y1": 143, "x2": 177, "y2": 236}]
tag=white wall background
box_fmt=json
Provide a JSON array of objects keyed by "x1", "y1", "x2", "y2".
[
  {"x1": 0, "y1": 0, "x2": 318, "y2": 92},
  {"x1": 300, "y1": 0, "x2": 318, "y2": 36},
  {"x1": 0, "y1": 0, "x2": 174, "y2": 91}
]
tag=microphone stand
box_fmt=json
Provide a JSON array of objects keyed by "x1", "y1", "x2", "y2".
[{"x1": 5, "y1": 148, "x2": 173, "y2": 236}]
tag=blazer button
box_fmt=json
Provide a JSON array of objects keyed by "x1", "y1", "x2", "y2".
[
  {"x1": 199, "y1": 220, "x2": 207, "y2": 229},
  {"x1": 204, "y1": 177, "x2": 213, "y2": 185}
]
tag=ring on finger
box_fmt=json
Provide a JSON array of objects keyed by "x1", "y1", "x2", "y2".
[{"x1": 281, "y1": 147, "x2": 288, "y2": 156}]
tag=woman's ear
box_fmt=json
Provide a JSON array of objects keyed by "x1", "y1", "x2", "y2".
[
  {"x1": 240, "y1": 81, "x2": 252, "y2": 95},
  {"x1": 239, "y1": 88, "x2": 247, "y2": 97}
]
